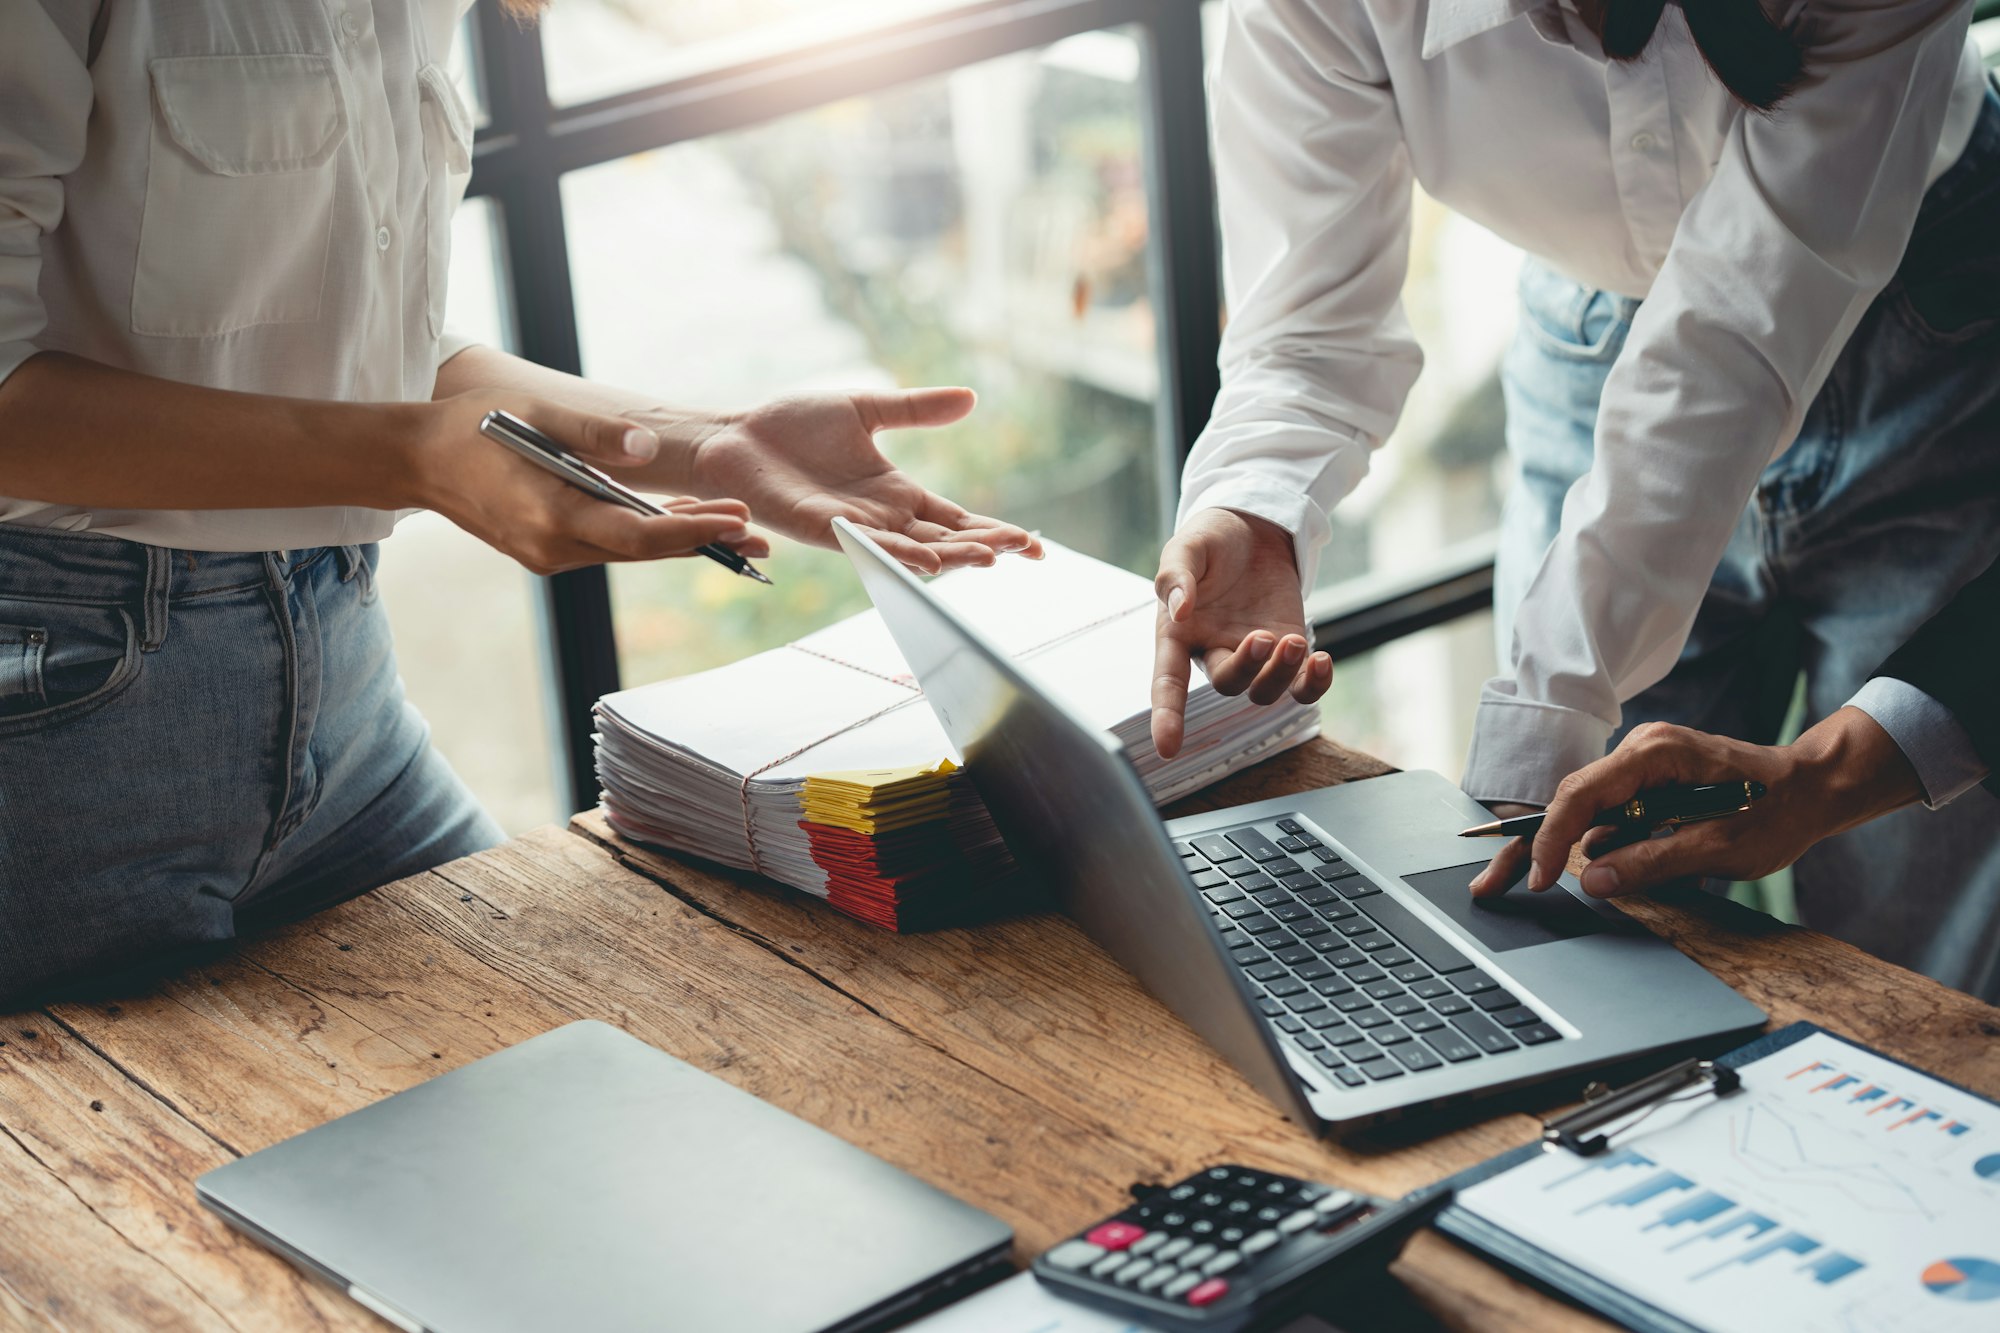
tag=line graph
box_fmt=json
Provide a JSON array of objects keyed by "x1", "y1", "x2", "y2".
[{"x1": 1729, "y1": 1105, "x2": 1940, "y2": 1222}]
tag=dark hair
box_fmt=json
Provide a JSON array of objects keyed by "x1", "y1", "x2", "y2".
[{"x1": 1583, "y1": 0, "x2": 1805, "y2": 111}]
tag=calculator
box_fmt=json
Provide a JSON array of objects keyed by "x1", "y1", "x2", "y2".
[{"x1": 1031, "y1": 1165, "x2": 1450, "y2": 1332}]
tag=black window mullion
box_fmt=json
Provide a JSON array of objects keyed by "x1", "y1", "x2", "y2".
[
  {"x1": 1135, "y1": 0, "x2": 1221, "y2": 540},
  {"x1": 472, "y1": 4, "x2": 619, "y2": 816}
]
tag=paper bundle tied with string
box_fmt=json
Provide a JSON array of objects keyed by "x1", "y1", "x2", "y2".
[{"x1": 593, "y1": 540, "x2": 1320, "y2": 932}]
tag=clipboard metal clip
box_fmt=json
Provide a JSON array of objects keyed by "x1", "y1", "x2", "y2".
[{"x1": 1543, "y1": 1057, "x2": 1742, "y2": 1157}]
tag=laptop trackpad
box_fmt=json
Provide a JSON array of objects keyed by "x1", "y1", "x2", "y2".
[{"x1": 1400, "y1": 861, "x2": 1617, "y2": 953}]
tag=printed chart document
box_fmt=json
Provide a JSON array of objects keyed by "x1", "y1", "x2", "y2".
[{"x1": 1456, "y1": 1030, "x2": 2000, "y2": 1333}]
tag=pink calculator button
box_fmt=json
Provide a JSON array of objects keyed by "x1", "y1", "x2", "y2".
[
  {"x1": 1084, "y1": 1222, "x2": 1146, "y2": 1251},
  {"x1": 1187, "y1": 1278, "x2": 1230, "y2": 1307}
]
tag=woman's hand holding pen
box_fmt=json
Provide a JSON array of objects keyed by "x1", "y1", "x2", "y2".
[
  {"x1": 427, "y1": 348, "x2": 1033, "y2": 576},
  {"x1": 414, "y1": 391, "x2": 770, "y2": 576},
  {"x1": 1467, "y1": 710, "x2": 1927, "y2": 901}
]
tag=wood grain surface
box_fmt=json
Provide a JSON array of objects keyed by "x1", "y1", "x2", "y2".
[{"x1": 4, "y1": 738, "x2": 1996, "y2": 1332}]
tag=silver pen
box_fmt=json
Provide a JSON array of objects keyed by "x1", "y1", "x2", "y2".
[{"x1": 477, "y1": 409, "x2": 772, "y2": 585}]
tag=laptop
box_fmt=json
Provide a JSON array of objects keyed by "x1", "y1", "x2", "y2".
[
  {"x1": 833, "y1": 518, "x2": 1765, "y2": 1136},
  {"x1": 197, "y1": 1022, "x2": 1013, "y2": 1333}
]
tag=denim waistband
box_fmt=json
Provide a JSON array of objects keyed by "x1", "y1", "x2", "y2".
[{"x1": 0, "y1": 525, "x2": 375, "y2": 651}]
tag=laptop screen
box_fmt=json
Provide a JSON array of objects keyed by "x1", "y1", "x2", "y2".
[{"x1": 833, "y1": 520, "x2": 1316, "y2": 1128}]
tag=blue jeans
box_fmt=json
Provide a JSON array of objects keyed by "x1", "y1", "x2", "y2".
[
  {"x1": 1497, "y1": 84, "x2": 2000, "y2": 1000},
  {"x1": 0, "y1": 528, "x2": 503, "y2": 1002}
]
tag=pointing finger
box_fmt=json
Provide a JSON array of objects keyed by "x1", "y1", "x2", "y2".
[{"x1": 1151, "y1": 619, "x2": 1193, "y2": 759}]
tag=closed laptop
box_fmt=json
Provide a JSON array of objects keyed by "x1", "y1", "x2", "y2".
[{"x1": 198, "y1": 1022, "x2": 1013, "y2": 1333}]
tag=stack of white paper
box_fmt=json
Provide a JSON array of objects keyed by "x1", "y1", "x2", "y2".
[{"x1": 595, "y1": 541, "x2": 1320, "y2": 930}]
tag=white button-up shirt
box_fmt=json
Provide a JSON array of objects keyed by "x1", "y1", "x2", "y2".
[
  {"x1": 1184, "y1": 0, "x2": 1988, "y2": 804},
  {"x1": 0, "y1": 0, "x2": 478, "y2": 551}
]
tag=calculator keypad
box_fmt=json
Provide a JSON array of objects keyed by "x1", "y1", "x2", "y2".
[{"x1": 1042, "y1": 1165, "x2": 1371, "y2": 1313}]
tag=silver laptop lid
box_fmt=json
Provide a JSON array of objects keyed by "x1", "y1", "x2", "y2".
[
  {"x1": 197, "y1": 1022, "x2": 1012, "y2": 1333},
  {"x1": 832, "y1": 519, "x2": 1319, "y2": 1129}
]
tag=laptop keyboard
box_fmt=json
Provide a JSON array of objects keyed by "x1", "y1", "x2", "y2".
[{"x1": 1177, "y1": 816, "x2": 1564, "y2": 1089}]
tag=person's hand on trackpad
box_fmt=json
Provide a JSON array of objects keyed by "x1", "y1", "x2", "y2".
[
  {"x1": 1467, "y1": 802, "x2": 1543, "y2": 898},
  {"x1": 1149, "y1": 509, "x2": 1333, "y2": 759}
]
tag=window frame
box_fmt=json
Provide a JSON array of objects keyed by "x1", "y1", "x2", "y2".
[{"x1": 464, "y1": 0, "x2": 1493, "y2": 814}]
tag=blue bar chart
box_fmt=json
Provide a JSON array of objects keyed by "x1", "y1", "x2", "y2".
[
  {"x1": 1664, "y1": 1207, "x2": 1775, "y2": 1251},
  {"x1": 1645, "y1": 1190, "x2": 1734, "y2": 1232},
  {"x1": 1539, "y1": 1148, "x2": 1867, "y2": 1293},
  {"x1": 1787, "y1": 1058, "x2": 1974, "y2": 1140}
]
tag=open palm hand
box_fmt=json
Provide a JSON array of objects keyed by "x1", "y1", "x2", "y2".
[{"x1": 685, "y1": 388, "x2": 1042, "y2": 573}]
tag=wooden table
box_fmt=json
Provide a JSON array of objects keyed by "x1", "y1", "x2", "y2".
[{"x1": 5, "y1": 738, "x2": 1999, "y2": 1331}]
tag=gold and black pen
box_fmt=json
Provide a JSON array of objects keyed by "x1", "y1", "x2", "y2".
[{"x1": 1458, "y1": 780, "x2": 1767, "y2": 840}]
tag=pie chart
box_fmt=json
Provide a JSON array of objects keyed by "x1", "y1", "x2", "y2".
[
  {"x1": 1975, "y1": 1153, "x2": 2000, "y2": 1182},
  {"x1": 1921, "y1": 1257, "x2": 2000, "y2": 1302}
]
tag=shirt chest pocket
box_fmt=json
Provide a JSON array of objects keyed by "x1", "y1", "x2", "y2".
[{"x1": 132, "y1": 54, "x2": 348, "y2": 338}]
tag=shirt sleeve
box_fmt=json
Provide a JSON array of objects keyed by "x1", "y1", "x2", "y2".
[
  {"x1": 0, "y1": 3, "x2": 95, "y2": 389},
  {"x1": 1462, "y1": 0, "x2": 1977, "y2": 805},
  {"x1": 436, "y1": 326, "x2": 481, "y2": 371},
  {"x1": 1868, "y1": 552, "x2": 2000, "y2": 797},
  {"x1": 1175, "y1": 0, "x2": 1422, "y2": 590},
  {"x1": 1846, "y1": 677, "x2": 1991, "y2": 810}
]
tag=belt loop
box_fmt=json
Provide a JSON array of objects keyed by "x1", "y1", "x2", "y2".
[
  {"x1": 140, "y1": 545, "x2": 172, "y2": 653},
  {"x1": 337, "y1": 544, "x2": 375, "y2": 602}
]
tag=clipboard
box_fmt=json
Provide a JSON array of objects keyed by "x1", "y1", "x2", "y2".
[{"x1": 1431, "y1": 1022, "x2": 2000, "y2": 1333}]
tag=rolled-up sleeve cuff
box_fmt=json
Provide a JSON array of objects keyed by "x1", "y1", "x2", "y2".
[
  {"x1": 435, "y1": 327, "x2": 480, "y2": 370},
  {"x1": 1848, "y1": 676, "x2": 1990, "y2": 809},
  {"x1": 1176, "y1": 469, "x2": 1335, "y2": 595},
  {"x1": 0, "y1": 340, "x2": 42, "y2": 389},
  {"x1": 1462, "y1": 692, "x2": 1614, "y2": 807}
]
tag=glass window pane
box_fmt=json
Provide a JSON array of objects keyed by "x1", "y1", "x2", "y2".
[
  {"x1": 446, "y1": 196, "x2": 515, "y2": 353},
  {"x1": 374, "y1": 516, "x2": 563, "y2": 831},
  {"x1": 1309, "y1": 196, "x2": 1519, "y2": 599},
  {"x1": 1318, "y1": 610, "x2": 1495, "y2": 781},
  {"x1": 374, "y1": 199, "x2": 560, "y2": 832},
  {"x1": 1297, "y1": 199, "x2": 1518, "y2": 774},
  {"x1": 541, "y1": 0, "x2": 977, "y2": 107},
  {"x1": 449, "y1": 12, "x2": 491, "y2": 129},
  {"x1": 561, "y1": 32, "x2": 1165, "y2": 685}
]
